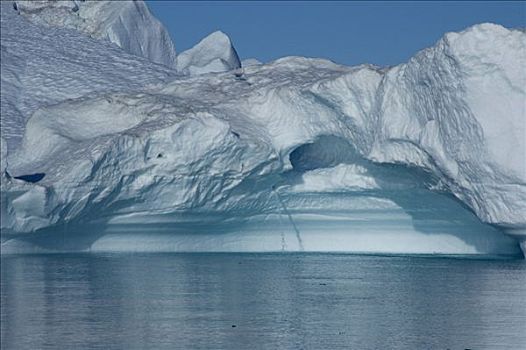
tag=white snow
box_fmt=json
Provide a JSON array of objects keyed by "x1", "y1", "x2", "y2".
[
  {"x1": 1, "y1": 2, "x2": 525, "y2": 256},
  {"x1": 176, "y1": 31, "x2": 241, "y2": 75},
  {"x1": 0, "y1": 1, "x2": 175, "y2": 152},
  {"x1": 14, "y1": 0, "x2": 178, "y2": 68}
]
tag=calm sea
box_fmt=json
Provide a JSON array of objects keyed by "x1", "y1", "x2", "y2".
[{"x1": 1, "y1": 253, "x2": 525, "y2": 349}]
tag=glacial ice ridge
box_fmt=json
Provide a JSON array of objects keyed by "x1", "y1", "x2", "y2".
[
  {"x1": 0, "y1": 2, "x2": 525, "y2": 256},
  {"x1": 13, "y1": 0, "x2": 178, "y2": 68}
]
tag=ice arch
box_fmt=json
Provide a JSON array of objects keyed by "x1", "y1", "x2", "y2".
[{"x1": 289, "y1": 135, "x2": 361, "y2": 172}]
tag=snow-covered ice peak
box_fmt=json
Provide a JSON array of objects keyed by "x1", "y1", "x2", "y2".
[
  {"x1": 176, "y1": 30, "x2": 241, "y2": 75},
  {"x1": 13, "y1": 0, "x2": 177, "y2": 67}
]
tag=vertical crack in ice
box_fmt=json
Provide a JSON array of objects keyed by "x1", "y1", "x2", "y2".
[{"x1": 272, "y1": 186, "x2": 304, "y2": 251}]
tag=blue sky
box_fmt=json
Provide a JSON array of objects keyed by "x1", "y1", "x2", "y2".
[{"x1": 147, "y1": 1, "x2": 526, "y2": 67}]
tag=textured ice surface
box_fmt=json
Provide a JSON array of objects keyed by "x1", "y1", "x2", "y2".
[
  {"x1": 14, "y1": 0, "x2": 177, "y2": 67},
  {"x1": 1, "y1": 2, "x2": 525, "y2": 256},
  {"x1": 0, "y1": 1, "x2": 176, "y2": 151},
  {"x1": 176, "y1": 31, "x2": 241, "y2": 75}
]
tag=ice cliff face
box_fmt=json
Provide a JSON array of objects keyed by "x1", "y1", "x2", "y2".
[
  {"x1": 1, "y1": 2, "x2": 525, "y2": 256},
  {"x1": 176, "y1": 31, "x2": 241, "y2": 75},
  {"x1": 375, "y1": 23, "x2": 526, "y2": 226},
  {"x1": 13, "y1": 0, "x2": 178, "y2": 68}
]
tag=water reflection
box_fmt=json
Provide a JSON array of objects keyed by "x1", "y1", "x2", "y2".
[{"x1": 2, "y1": 254, "x2": 525, "y2": 349}]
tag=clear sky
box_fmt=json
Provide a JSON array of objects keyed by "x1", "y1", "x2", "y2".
[{"x1": 147, "y1": 1, "x2": 526, "y2": 67}]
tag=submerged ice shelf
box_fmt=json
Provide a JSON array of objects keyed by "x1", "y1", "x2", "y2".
[{"x1": 1, "y1": 1, "x2": 525, "y2": 256}]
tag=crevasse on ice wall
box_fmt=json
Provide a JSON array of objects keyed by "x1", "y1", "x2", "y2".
[{"x1": 1, "y1": 1, "x2": 525, "y2": 255}]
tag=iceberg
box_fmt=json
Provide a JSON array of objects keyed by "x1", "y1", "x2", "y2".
[
  {"x1": 1, "y1": 2, "x2": 525, "y2": 257},
  {"x1": 176, "y1": 31, "x2": 241, "y2": 75},
  {"x1": 0, "y1": 1, "x2": 176, "y2": 152},
  {"x1": 13, "y1": 0, "x2": 178, "y2": 68}
]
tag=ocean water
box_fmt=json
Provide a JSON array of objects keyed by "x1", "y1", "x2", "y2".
[{"x1": 1, "y1": 253, "x2": 525, "y2": 349}]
